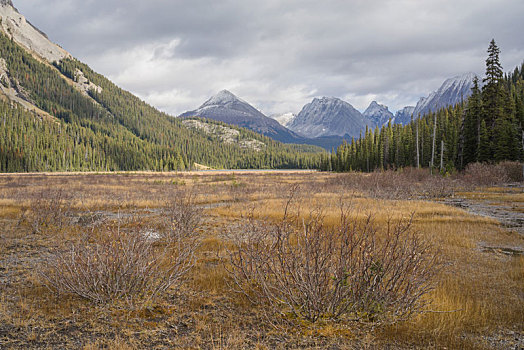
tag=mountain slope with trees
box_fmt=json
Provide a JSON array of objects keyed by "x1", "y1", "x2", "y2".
[{"x1": 0, "y1": 28, "x2": 324, "y2": 172}]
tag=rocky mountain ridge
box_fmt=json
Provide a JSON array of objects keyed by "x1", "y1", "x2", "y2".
[
  {"x1": 180, "y1": 90, "x2": 303, "y2": 143},
  {"x1": 363, "y1": 101, "x2": 394, "y2": 127},
  {"x1": 412, "y1": 72, "x2": 476, "y2": 118},
  {"x1": 288, "y1": 97, "x2": 372, "y2": 138},
  {"x1": 0, "y1": 0, "x2": 70, "y2": 62}
]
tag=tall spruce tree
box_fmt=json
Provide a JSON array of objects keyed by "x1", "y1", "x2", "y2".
[
  {"x1": 482, "y1": 40, "x2": 521, "y2": 161},
  {"x1": 482, "y1": 39, "x2": 505, "y2": 128},
  {"x1": 481, "y1": 39, "x2": 505, "y2": 160},
  {"x1": 463, "y1": 77, "x2": 482, "y2": 165}
]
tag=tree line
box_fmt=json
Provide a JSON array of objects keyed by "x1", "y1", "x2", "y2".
[{"x1": 324, "y1": 40, "x2": 523, "y2": 172}]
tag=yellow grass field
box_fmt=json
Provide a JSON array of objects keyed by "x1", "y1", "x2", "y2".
[{"x1": 0, "y1": 171, "x2": 522, "y2": 349}]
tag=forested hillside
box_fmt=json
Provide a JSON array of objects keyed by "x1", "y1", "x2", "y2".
[
  {"x1": 326, "y1": 40, "x2": 524, "y2": 172},
  {"x1": 0, "y1": 33, "x2": 324, "y2": 172}
]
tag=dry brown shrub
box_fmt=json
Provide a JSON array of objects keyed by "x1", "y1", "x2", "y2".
[
  {"x1": 462, "y1": 162, "x2": 510, "y2": 186},
  {"x1": 462, "y1": 161, "x2": 523, "y2": 186},
  {"x1": 162, "y1": 190, "x2": 202, "y2": 242},
  {"x1": 25, "y1": 189, "x2": 72, "y2": 233},
  {"x1": 38, "y1": 223, "x2": 198, "y2": 306},
  {"x1": 334, "y1": 168, "x2": 456, "y2": 199},
  {"x1": 226, "y1": 198, "x2": 439, "y2": 324}
]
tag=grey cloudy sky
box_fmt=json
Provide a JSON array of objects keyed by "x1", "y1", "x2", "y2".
[{"x1": 14, "y1": 0, "x2": 524, "y2": 116}]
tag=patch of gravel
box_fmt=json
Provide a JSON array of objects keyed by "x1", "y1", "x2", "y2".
[
  {"x1": 444, "y1": 197, "x2": 524, "y2": 236},
  {"x1": 469, "y1": 329, "x2": 524, "y2": 350}
]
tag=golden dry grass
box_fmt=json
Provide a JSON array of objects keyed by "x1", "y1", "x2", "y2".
[{"x1": 0, "y1": 171, "x2": 522, "y2": 349}]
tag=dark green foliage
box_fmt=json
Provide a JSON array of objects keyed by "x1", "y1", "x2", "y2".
[
  {"x1": 462, "y1": 77, "x2": 482, "y2": 165},
  {"x1": 328, "y1": 41, "x2": 523, "y2": 172},
  {"x1": 482, "y1": 39, "x2": 505, "y2": 129},
  {"x1": 477, "y1": 119, "x2": 491, "y2": 162},
  {"x1": 0, "y1": 33, "x2": 324, "y2": 172}
]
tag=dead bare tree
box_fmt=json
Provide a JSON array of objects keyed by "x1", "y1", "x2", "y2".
[{"x1": 431, "y1": 113, "x2": 437, "y2": 173}]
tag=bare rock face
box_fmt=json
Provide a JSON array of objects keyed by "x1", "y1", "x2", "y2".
[
  {"x1": 0, "y1": 1, "x2": 70, "y2": 62},
  {"x1": 363, "y1": 101, "x2": 394, "y2": 127},
  {"x1": 289, "y1": 97, "x2": 372, "y2": 138},
  {"x1": 73, "y1": 68, "x2": 102, "y2": 95},
  {"x1": 412, "y1": 73, "x2": 477, "y2": 118}
]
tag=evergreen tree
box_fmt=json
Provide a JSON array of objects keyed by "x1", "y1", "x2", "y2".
[
  {"x1": 463, "y1": 77, "x2": 482, "y2": 165},
  {"x1": 477, "y1": 120, "x2": 491, "y2": 162},
  {"x1": 482, "y1": 39, "x2": 505, "y2": 132}
]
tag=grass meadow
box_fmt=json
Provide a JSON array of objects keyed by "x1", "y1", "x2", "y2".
[{"x1": 0, "y1": 169, "x2": 522, "y2": 349}]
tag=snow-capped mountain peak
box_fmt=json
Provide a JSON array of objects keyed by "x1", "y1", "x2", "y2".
[
  {"x1": 363, "y1": 101, "x2": 394, "y2": 126},
  {"x1": 202, "y1": 89, "x2": 243, "y2": 107},
  {"x1": 180, "y1": 90, "x2": 303, "y2": 143},
  {"x1": 412, "y1": 72, "x2": 477, "y2": 118}
]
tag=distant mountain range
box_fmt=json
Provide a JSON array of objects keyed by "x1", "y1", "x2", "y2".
[
  {"x1": 180, "y1": 90, "x2": 347, "y2": 149},
  {"x1": 182, "y1": 73, "x2": 477, "y2": 146},
  {"x1": 270, "y1": 113, "x2": 296, "y2": 128}
]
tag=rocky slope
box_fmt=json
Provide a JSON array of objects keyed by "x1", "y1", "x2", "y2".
[
  {"x1": 362, "y1": 101, "x2": 394, "y2": 127},
  {"x1": 289, "y1": 97, "x2": 372, "y2": 138},
  {"x1": 393, "y1": 106, "x2": 416, "y2": 125},
  {"x1": 0, "y1": 0, "x2": 70, "y2": 63},
  {"x1": 412, "y1": 72, "x2": 476, "y2": 118},
  {"x1": 182, "y1": 119, "x2": 266, "y2": 152},
  {"x1": 180, "y1": 90, "x2": 305, "y2": 143}
]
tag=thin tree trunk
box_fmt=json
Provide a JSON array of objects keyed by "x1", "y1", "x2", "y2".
[
  {"x1": 477, "y1": 116, "x2": 481, "y2": 160},
  {"x1": 440, "y1": 140, "x2": 444, "y2": 172},
  {"x1": 416, "y1": 121, "x2": 420, "y2": 168},
  {"x1": 431, "y1": 113, "x2": 437, "y2": 173}
]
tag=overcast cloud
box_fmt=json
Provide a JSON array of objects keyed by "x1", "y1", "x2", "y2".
[{"x1": 13, "y1": 0, "x2": 524, "y2": 116}]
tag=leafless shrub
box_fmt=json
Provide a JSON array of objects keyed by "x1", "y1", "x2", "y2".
[
  {"x1": 163, "y1": 191, "x2": 202, "y2": 243},
  {"x1": 333, "y1": 168, "x2": 456, "y2": 200},
  {"x1": 500, "y1": 161, "x2": 524, "y2": 182},
  {"x1": 26, "y1": 189, "x2": 72, "y2": 233},
  {"x1": 226, "y1": 200, "x2": 439, "y2": 324},
  {"x1": 462, "y1": 161, "x2": 523, "y2": 186},
  {"x1": 39, "y1": 224, "x2": 197, "y2": 305}
]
